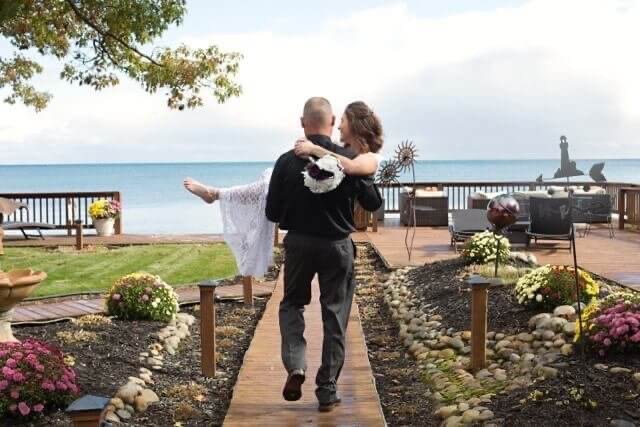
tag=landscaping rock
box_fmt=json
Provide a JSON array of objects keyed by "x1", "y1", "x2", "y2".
[
  {"x1": 449, "y1": 337, "x2": 465, "y2": 350},
  {"x1": 104, "y1": 411, "x2": 120, "y2": 424},
  {"x1": 461, "y1": 409, "x2": 481, "y2": 423},
  {"x1": 529, "y1": 313, "x2": 551, "y2": 328},
  {"x1": 611, "y1": 367, "x2": 633, "y2": 374},
  {"x1": 553, "y1": 305, "x2": 576, "y2": 318},
  {"x1": 435, "y1": 405, "x2": 459, "y2": 418},
  {"x1": 110, "y1": 397, "x2": 125, "y2": 410},
  {"x1": 561, "y1": 344, "x2": 574, "y2": 356},
  {"x1": 633, "y1": 373, "x2": 640, "y2": 384},
  {"x1": 610, "y1": 420, "x2": 637, "y2": 427},
  {"x1": 116, "y1": 409, "x2": 132, "y2": 420},
  {"x1": 517, "y1": 333, "x2": 534, "y2": 342},
  {"x1": 478, "y1": 410, "x2": 495, "y2": 421},
  {"x1": 116, "y1": 383, "x2": 142, "y2": 405},
  {"x1": 563, "y1": 322, "x2": 576, "y2": 336},
  {"x1": 134, "y1": 389, "x2": 160, "y2": 412}
]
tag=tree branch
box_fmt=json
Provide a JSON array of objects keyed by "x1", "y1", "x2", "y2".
[{"x1": 64, "y1": 0, "x2": 162, "y2": 67}]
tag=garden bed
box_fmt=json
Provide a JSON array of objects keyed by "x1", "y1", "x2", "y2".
[
  {"x1": 8, "y1": 299, "x2": 268, "y2": 426},
  {"x1": 355, "y1": 244, "x2": 439, "y2": 426}
]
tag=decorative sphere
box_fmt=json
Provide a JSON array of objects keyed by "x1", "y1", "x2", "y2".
[{"x1": 487, "y1": 194, "x2": 520, "y2": 230}]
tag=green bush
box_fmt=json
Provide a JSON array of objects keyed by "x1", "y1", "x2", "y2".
[
  {"x1": 462, "y1": 231, "x2": 510, "y2": 265},
  {"x1": 106, "y1": 273, "x2": 179, "y2": 322}
]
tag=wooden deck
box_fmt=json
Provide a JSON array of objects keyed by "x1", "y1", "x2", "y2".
[
  {"x1": 12, "y1": 282, "x2": 275, "y2": 324},
  {"x1": 223, "y1": 272, "x2": 386, "y2": 427},
  {"x1": 354, "y1": 220, "x2": 640, "y2": 290}
]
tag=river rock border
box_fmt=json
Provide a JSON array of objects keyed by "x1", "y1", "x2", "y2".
[
  {"x1": 382, "y1": 267, "x2": 640, "y2": 426},
  {"x1": 103, "y1": 312, "x2": 196, "y2": 425}
]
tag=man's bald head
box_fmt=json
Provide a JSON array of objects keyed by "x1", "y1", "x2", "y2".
[{"x1": 301, "y1": 97, "x2": 335, "y2": 136}]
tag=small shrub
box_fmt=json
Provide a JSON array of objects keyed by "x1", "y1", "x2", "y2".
[
  {"x1": 55, "y1": 330, "x2": 98, "y2": 345},
  {"x1": 167, "y1": 382, "x2": 208, "y2": 402},
  {"x1": 215, "y1": 326, "x2": 244, "y2": 338},
  {"x1": 462, "y1": 231, "x2": 510, "y2": 265},
  {"x1": 514, "y1": 265, "x2": 599, "y2": 309},
  {"x1": 70, "y1": 315, "x2": 112, "y2": 328},
  {"x1": 106, "y1": 273, "x2": 179, "y2": 322},
  {"x1": 579, "y1": 292, "x2": 640, "y2": 355},
  {"x1": 0, "y1": 339, "x2": 79, "y2": 418}
]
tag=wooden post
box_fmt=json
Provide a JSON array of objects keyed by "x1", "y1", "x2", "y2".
[
  {"x1": 65, "y1": 197, "x2": 72, "y2": 236},
  {"x1": 468, "y1": 275, "x2": 494, "y2": 372},
  {"x1": 74, "y1": 220, "x2": 83, "y2": 251},
  {"x1": 0, "y1": 226, "x2": 4, "y2": 256},
  {"x1": 242, "y1": 276, "x2": 254, "y2": 306},
  {"x1": 199, "y1": 280, "x2": 217, "y2": 377},
  {"x1": 114, "y1": 192, "x2": 123, "y2": 235},
  {"x1": 273, "y1": 223, "x2": 279, "y2": 247},
  {"x1": 619, "y1": 188, "x2": 626, "y2": 230}
]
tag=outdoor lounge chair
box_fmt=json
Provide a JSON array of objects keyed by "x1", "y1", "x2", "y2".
[
  {"x1": 0, "y1": 197, "x2": 55, "y2": 240},
  {"x1": 449, "y1": 209, "x2": 491, "y2": 250},
  {"x1": 526, "y1": 197, "x2": 574, "y2": 252},
  {"x1": 571, "y1": 194, "x2": 615, "y2": 238}
]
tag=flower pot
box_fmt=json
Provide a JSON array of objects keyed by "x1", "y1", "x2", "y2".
[{"x1": 93, "y1": 218, "x2": 115, "y2": 236}]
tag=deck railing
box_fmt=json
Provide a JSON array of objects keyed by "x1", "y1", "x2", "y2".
[
  {"x1": 0, "y1": 191, "x2": 122, "y2": 234},
  {"x1": 380, "y1": 181, "x2": 639, "y2": 213},
  {"x1": 618, "y1": 187, "x2": 640, "y2": 230}
]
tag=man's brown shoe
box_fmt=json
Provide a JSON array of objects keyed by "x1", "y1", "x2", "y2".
[
  {"x1": 282, "y1": 369, "x2": 305, "y2": 401},
  {"x1": 318, "y1": 398, "x2": 342, "y2": 412}
]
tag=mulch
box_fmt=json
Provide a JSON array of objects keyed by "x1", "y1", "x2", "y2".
[
  {"x1": 399, "y1": 257, "x2": 640, "y2": 426},
  {"x1": 6, "y1": 283, "x2": 271, "y2": 427},
  {"x1": 355, "y1": 244, "x2": 440, "y2": 427}
]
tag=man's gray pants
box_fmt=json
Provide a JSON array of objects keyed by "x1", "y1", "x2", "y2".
[{"x1": 279, "y1": 232, "x2": 356, "y2": 403}]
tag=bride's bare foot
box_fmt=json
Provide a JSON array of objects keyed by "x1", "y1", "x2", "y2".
[{"x1": 184, "y1": 177, "x2": 219, "y2": 204}]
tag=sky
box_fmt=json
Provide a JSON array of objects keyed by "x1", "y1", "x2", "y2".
[{"x1": 1, "y1": 0, "x2": 640, "y2": 164}]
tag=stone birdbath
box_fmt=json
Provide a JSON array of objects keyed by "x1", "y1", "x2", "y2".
[{"x1": 0, "y1": 269, "x2": 47, "y2": 342}]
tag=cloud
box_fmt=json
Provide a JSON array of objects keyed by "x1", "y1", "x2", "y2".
[{"x1": 1, "y1": 0, "x2": 639, "y2": 164}]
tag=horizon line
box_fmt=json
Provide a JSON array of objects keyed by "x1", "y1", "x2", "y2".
[{"x1": 2, "y1": 158, "x2": 639, "y2": 167}]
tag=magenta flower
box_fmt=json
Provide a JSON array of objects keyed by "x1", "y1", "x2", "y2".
[
  {"x1": 112, "y1": 293, "x2": 121, "y2": 301},
  {"x1": 41, "y1": 380, "x2": 55, "y2": 391},
  {"x1": 3, "y1": 366, "x2": 15, "y2": 378},
  {"x1": 0, "y1": 380, "x2": 8, "y2": 390},
  {"x1": 5, "y1": 358, "x2": 17, "y2": 368},
  {"x1": 142, "y1": 294, "x2": 149, "y2": 302},
  {"x1": 10, "y1": 390, "x2": 20, "y2": 399},
  {"x1": 18, "y1": 402, "x2": 30, "y2": 416},
  {"x1": 13, "y1": 372, "x2": 25, "y2": 382},
  {"x1": 33, "y1": 403, "x2": 44, "y2": 412}
]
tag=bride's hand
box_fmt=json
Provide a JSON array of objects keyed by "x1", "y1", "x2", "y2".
[{"x1": 294, "y1": 138, "x2": 315, "y2": 158}]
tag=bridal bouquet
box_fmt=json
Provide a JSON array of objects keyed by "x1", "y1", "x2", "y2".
[{"x1": 302, "y1": 154, "x2": 345, "y2": 194}]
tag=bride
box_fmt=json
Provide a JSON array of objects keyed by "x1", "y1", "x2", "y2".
[{"x1": 183, "y1": 100, "x2": 383, "y2": 278}]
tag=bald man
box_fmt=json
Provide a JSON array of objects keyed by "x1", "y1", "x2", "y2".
[{"x1": 265, "y1": 97, "x2": 382, "y2": 412}]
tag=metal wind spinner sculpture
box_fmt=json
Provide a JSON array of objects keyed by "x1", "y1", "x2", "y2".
[{"x1": 394, "y1": 140, "x2": 419, "y2": 260}]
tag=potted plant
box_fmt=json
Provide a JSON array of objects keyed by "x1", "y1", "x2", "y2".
[{"x1": 88, "y1": 199, "x2": 121, "y2": 236}]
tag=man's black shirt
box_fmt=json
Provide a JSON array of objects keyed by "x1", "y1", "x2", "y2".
[{"x1": 265, "y1": 134, "x2": 382, "y2": 238}]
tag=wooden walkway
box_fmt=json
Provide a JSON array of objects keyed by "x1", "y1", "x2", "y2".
[
  {"x1": 12, "y1": 282, "x2": 275, "y2": 324},
  {"x1": 354, "y1": 220, "x2": 640, "y2": 290},
  {"x1": 223, "y1": 272, "x2": 386, "y2": 427}
]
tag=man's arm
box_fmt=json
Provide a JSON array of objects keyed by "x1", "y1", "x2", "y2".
[
  {"x1": 355, "y1": 176, "x2": 383, "y2": 212},
  {"x1": 265, "y1": 154, "x2": 287, "y2": 223}
]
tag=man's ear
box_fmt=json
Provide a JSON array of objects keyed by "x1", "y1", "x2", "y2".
[
  {"x1": 331, "y1": 115, "x2": 335, "y2": 126},
  {"x1": 300, "y1": 117, "x2": 304, "y2": 128}
]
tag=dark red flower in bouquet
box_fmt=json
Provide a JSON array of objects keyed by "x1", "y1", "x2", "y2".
[{"x1": 306, "y1": 162, "x2": 335, "y2": 181}]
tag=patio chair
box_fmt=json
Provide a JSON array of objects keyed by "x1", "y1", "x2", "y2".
[
  {"x1": 449, "y1": 209, "x2": 491, "y2": 250},
  {"x1": 571, "y1": 194, "x2": 614, "y2": 238},
  {"x1": 0, "y1": 197, "x2": 55, "y2": 240},
  {"x1": 526, "y1": 197, "x2": 574, "y2": 252}
]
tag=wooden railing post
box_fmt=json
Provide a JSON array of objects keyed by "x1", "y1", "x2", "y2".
[
  {"x1": 619, "y1": 188, "x2": 626, "y2": 230},
  {"x1": 199, "y1": 280, "x2": 217, "y2": 377},
  {"x1": 242, "y1": 276, "x2": 254, "y2": 306},
  {"x1": 0, "y1": 226, "x2": 4, "y2": 256},
  {"x1": 74, "y1": 220, "x2": 83, "y2": 251},
  {"x1": 114, "y1": 192, "x2": 122, "y2": 235},
  {"x1": 65, "y1": 197, "x2": 72, "y2": 236}
]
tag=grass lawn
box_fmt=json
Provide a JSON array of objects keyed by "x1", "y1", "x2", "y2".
[{"x1": 0, "y1": 244, "x2": 237, "y2": 297}]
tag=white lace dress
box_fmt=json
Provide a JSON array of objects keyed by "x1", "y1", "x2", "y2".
[{"x1": 218, "y1": 168, "x2": 274, "y2": 278}]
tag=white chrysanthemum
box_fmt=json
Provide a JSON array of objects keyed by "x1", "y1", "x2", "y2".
[
  {"x1": 536, "y1": 294, "x2": 543, "y2": 302},
  {"x1": 302, "y1": 155, "x2": 345, "y2": 194}
]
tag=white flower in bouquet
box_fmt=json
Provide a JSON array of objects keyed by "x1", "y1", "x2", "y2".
[{"x1": 302, "y1": 155, "x2": 345, "y2": 194}]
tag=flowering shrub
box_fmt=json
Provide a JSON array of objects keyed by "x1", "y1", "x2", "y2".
[
  {"x1": 462, "y1": 231, "x2": 510, "y2": 265},
  {"x1": 579, "y1": 292, "x2": 640, "y2": 355},
  {"x1": 514, "y1": 265, "x2": 599, "y2": 309},
  {"x1": 88, "y1": 199, "x2": 121, "y2": 220},
  {"x1": 0, "y1": 339, "x2": 79, "y2": 418},
  {"x1": 106, "y1": 272, "x2": 179, "y2": 322}
]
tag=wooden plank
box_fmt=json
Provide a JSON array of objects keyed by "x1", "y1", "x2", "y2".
[{"x1": 223, "y1": 271, "x2": 386, "y2": 426}]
